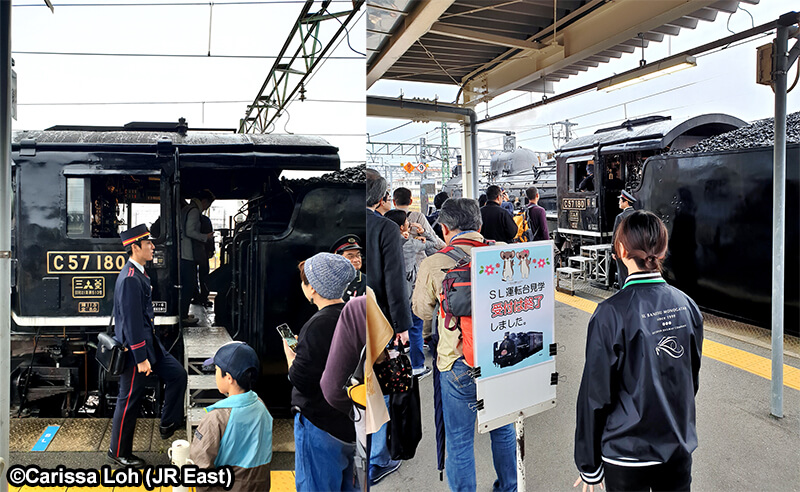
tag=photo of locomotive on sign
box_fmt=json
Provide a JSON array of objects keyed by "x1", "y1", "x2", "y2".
[
  {"x1": 9, "y1": 120, "x2": 365, "y2": 418},
  {"x1": 493, "y1": 331, "x2": 544, "y2": 369}
]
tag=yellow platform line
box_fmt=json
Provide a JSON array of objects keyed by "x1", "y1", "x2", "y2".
[
  {"x1": 556, "y1": 292, "x2": 800, "y2": 390},
  {"x1": 703, "y1": 339, "x2": 800, "y2": 391},
  {"x1": 16, "y1": 471, "x2": 296, "y2": 492}
]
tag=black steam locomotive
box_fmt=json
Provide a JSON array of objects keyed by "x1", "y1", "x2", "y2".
[
  {"x1": 9, "y1": 120, "x2": 365, "y2": 416},
  {"x1": 493, "y1": 331, "x2": 543, "y2": 368},
  {"x1": 554, "y1": 113, "x2": 746, "y2": 251},
  {"x1": 554, "y1": 112, "x2": 799, "y2": 335}
]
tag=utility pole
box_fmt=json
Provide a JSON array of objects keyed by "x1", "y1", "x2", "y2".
[
  {"x1": 549, "y1": 120, "x2": 578, "y2": 149},
  {"x1": 441, "y1": 122, "x2": 450, "y2": 181},
  {"x1": 769, "y1": 12, "x2": 800, "y2": 419}
]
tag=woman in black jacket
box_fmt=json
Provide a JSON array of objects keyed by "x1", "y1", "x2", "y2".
[{"x1": 574, "y1": 210, "x2": 703, "y2": 492}]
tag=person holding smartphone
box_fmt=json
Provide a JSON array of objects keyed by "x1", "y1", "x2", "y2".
[{"x1": 282, "y1": 252, "x2": 358, "y2": 492}]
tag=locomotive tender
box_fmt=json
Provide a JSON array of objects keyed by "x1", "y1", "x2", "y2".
[
  {"x1": 554, "y1": 112, "x2": 799, "y2": 335},
  {"x1": 10, "y1": 120, "x2": 365, "y2": 416}
]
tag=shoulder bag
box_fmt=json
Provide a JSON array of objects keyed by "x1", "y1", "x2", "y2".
[{"x1": 96, "y1": 316, "x2": 126, "y2": 375}]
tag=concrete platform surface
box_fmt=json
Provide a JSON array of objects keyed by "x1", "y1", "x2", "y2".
[
  {"x1": 375, "y1": 297, "x2": 800, "y2": 492},
  {"x1": 6, "y1": 294, "x2": 799, "y2": 491}
]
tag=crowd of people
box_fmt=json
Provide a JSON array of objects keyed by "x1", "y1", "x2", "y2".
[
  {"x1": 106, "y1": 169, "x2": 702, "y2": 492},
  {"x1": 109, "y1": 218, "x2": 371, "y2": 491},
  {"x1": 365, "y1": 168, "x2": 703, "y2": 492}
]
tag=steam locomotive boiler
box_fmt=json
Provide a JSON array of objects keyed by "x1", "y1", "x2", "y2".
[
  {"x1": 442, "y1": 146, "x2": 557, "y2": 224},
  {"x1": 9, "y1": 120, "x2": 365, "y2": 417}
]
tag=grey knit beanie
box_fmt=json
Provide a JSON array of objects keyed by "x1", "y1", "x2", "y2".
[{"x1": 304, "y1": 252, "x2": 356, "y2": 300}]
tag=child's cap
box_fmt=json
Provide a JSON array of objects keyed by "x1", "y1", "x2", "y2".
[{"x1": 203, "y1": 341, "x2": 259, "y2": 381}]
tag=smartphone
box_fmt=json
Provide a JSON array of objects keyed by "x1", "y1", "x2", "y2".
[{"x1": 276, "y1": 323, "x2": 297, "y2": 351}]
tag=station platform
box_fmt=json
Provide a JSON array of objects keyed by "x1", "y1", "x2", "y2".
[
  {"x1": 375, "y1": 280, "x2": 800, "y2": 492},
  {"x1": 6, "y1": 283, "x2": 799, "y2": 491},
  {"x1": 5, "y1": 302, "x2": 298, "y2": 491}
]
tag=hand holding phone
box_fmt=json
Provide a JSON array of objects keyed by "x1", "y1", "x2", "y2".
[{"x1": 276, "y1": 323, "x2": 297, "y2": 351}]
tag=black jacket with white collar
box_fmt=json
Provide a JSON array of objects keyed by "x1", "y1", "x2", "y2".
[{"x1": 574, "y1": 272, "x2": 704, "y2": 484}]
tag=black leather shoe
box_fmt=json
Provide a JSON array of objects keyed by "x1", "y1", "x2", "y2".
[
  {"x1": 107, "y1": 451, "x2": 146, "y2": 468},
  {"x1": 160, "y1": 421, "x2": 182, "y2": 440}
]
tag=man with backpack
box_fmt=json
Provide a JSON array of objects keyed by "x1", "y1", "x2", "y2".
[
  {"x1": 412, "y1": 198, "x2": 517, "y2": 492},
  {"x1": 522, "y1": 186, "x2": 549, "y2": 242}
]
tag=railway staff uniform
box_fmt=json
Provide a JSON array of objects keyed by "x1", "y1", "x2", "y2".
[
  {"x1": 612, "y1": 191, "x2": 637, "y2": 286},
  {"x1": 331, "y1": 234, "x2": 367, "y2": 302},
  {"x1": 108, "y1": 225, "x2": 187, "y2": 468},
  {"x1": 578, "y1": 164, "x2": 596, "y2": 192}
]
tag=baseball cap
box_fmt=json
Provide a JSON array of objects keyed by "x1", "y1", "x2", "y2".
[{"x1": 203, "y1": 342, "x2": 259, "y2": 381}]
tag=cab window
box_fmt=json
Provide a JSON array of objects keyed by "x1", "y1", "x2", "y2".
[
  {"x1": 569, "y1": 161, "x2": 589, "y2": 192},
  {"x1": 66, "y1": 175, "x2": 160, "y2": 238}
]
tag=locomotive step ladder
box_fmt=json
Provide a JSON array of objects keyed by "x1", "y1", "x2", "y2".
[
  {"x1": 568, "y1": 255, "x2": 594, "y2": 279},
  {"x1": 556, "y1": 266, "x2": 582, "y2": 295},
  {"x1": 183, "y1": 323, "x2": 233, "y2": 440},
  {"x1": 581, "y1": 244, "x2": 614, "y2": 288}
]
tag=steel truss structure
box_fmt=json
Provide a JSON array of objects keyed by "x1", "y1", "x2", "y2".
[{"x1": 239, "y1": 0, "x2": 364, "y2": 134}]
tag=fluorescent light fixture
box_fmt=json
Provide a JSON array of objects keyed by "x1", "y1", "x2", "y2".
[{"x1": 598, "y1": 55, "x2": 697, "y2": 92}]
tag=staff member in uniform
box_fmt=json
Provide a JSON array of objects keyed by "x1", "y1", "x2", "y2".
[
  {"x1": 612, "y1": 190, "x2": 637, "y2": 287},
  {"x1": 331, "y1": 234, "x2": 366, "y2": 301},
  {"x1": 108, "y1": 224, "x2": 187, "y2": 468},
  {"x1": 574, "y1": 211, "x2": 703, "y2": 492}
]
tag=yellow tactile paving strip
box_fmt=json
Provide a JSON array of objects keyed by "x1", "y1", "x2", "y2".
[
  {"x1": 10, "y1": 471, "x2": 296, "y2": 492},
  {"x1": 556, "y1": 291, "x2": 800, "y2": 390},
  {"x1": 702, "y1": 339, "x2": 800, "y2": 390},
  {"x1": 555, "y1": 291, "x2": 598, "y2": 315}
]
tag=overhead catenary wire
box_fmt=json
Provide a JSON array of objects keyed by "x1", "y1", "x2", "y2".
[
  {"x1": 325, "y1": 6, "x2": 366, "y2": 57},
  {"x1": 11, "y1": 50, "x2": 363, "y2": 59},
  {"x1": 368, "y1": 121, "x2": 413, "y2": 139},
  {"x1": 13, "y1": 1, "x2": 353, "y2": 6},
  {"x1": 17, "y1": 98, "x2": 364, "y2": 105}
]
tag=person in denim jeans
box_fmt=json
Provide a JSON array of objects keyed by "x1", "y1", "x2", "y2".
[
  {"x1": 442, "y1": 358, "x2": 517, "y2": 491},
  {"x1": 412, "y1": 198, "x2": 517, "y2": 492},
  {"x1": 283, "y1": 253, "x2": 358, "y2": 491}
]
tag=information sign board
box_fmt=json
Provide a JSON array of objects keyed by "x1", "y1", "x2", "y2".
[{"x1": 471, "y1": 241, "x2": 557, "y2": 433}]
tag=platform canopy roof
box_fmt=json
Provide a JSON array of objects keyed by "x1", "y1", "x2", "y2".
[{"x1": 367, "y1": 0, "x2": 760, "y2": 106}]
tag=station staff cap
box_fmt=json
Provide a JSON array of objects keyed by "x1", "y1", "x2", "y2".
[
  {"x1": 618, "y1": 190, "x2": 637, "y2": 204},
  {"x1": 330, "y1": 234, "x2": 363, "y2": 254},
  {"x1": 203, "y1": 341, "x2": 259, "y2": 382},
  {"x1": 120, "y1": 224, "x2": 152, "y2": 247}
]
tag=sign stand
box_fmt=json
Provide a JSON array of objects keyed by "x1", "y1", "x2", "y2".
[
  {"x1": 469, "y1": 241, "x2": 559, "y2": 491},
  {"x1": 515, "y1": 413, "x2": 525, "y2": 491}
]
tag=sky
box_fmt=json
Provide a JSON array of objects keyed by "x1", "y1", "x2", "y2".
[
  {"x1": 367, "y1": 2, "x2": 800, "y2": 164},
  {"x1": 9, "y1": 0, "x2": 366, "y2": 175}
]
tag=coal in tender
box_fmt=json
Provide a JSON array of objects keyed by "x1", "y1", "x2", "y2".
[
  {"x1": 281, "y1": 163, "x2": 366, "y2": 187},
  {"x1": 671, "y1": 111, "x2": 800, "y2": 155}
]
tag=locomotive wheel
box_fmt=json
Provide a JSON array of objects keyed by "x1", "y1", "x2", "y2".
[{"x1": 61, "y1": 391, "x2": 81, "y2": 418}]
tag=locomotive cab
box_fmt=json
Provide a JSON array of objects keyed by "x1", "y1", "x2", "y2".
[
  {"x1": 554, "y1": 114, "x2": 746, "y2": 283},
  {"x1": 10, "y1": 121, "x2": 364, "y2": 417}
]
